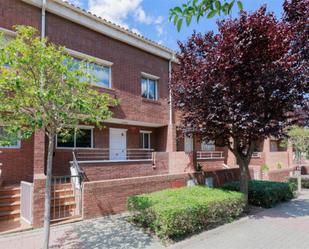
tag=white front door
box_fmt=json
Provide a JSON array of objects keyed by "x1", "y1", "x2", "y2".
[
  {"x1": 184, "y1": 135, "x2": 193, "y2": 152},
  {"x1": 109, "y1": 128, "x2": 127, "y2": 160}
]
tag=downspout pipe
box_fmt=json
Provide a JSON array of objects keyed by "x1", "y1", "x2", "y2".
[
  {"x1": 41, "y1": 0, "x2": 47, "y2": 40},
  {"x1": 168, "y1": 53, "x2": 175, "y2": 125}
]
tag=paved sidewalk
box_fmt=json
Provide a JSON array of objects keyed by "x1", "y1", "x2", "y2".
[
  {"x1": 1, "y1": 190, "x2": 309, "y2": 249},
  {"x1": 0, "y1": 214, "x2": 164, "y2": 249},
  {"x1": 169, "y1": 190, "x2": 309, "y2": 249}
]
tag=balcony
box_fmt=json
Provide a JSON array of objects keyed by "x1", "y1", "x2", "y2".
[
  {"x1": 197, "y1": 151, "x2": 224, "y2": 160},
  {"x1": 252, "y1": 152, "x2": 262, "y2": 158},
  {"x1": 73, "y1": 148, "x2": 155, "y2": 163}
]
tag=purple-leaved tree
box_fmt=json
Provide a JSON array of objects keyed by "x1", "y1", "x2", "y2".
[{"x1": 171, "y1": 6, "x2": 308, "y2": 204}]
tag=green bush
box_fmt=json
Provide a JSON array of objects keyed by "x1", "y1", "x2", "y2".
[
  {"x1": 221, "y1": 180, "x2": 296, "y2": 208},
  {"x1": 289, "y1": 176, "x2": 309, "y2": 189},
  {"x1": 127, "y1": 186, "x2": 245, "y2": 239}
]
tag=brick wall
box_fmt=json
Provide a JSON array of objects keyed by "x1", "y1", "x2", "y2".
[
  {"x1": 204, "y1": 168, "x2": 240, "y2": 187},
  {"x1": 199, "y1": 159, "x2": 226, "y2": 171},
  {"x1": 266, "y1": 167, "x2": 295, "y2": 182},
  {"x1": 45, "y1": 12, "x2": 170, "y2": 126},
  {"x1": 82, "y1": 173, "x2": 191, "y2": 219},
  {"x1": 0, "y1": 136, "x2": 34, "y2": 184}
]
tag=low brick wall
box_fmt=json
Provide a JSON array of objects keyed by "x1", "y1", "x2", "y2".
[
  {"x1": 205, "y1": 168, "x2": 240, "y2": 187},
  {"x1": 199, "y1": 159, "x2": 226, "y2": 171},
  {"x1": 82, "y1": 173, "x2": 191, "y2": 219},
  {"x1": 267, "y1": 167, "x2": 295, "y2": 182}
]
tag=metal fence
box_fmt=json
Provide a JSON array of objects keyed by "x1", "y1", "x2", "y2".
[
  {"x1": 197, "y1": 151, "x2": 224, "y2": 160},
  {"x1": 74, "y1": 148, "x2": 154, "y2": 162},
  {"x1": 20, "y1": 181, "x2": 33, "y2": 225}
]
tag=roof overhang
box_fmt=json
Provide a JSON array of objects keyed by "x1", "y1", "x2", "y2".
[{"x1": 104, "y1": 118, "x2": 166, "y2": 128}]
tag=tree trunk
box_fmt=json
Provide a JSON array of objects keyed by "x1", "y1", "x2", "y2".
[
  {"x1": 238, "y1": 158, "x2": 249, "y2": 206},
  {"x1": 43, "y1": 133, "x2": 54, "y2": 249}
]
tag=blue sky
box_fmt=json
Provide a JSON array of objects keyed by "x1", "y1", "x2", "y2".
[{"x1": 69, "y1": 0, "x2": 285, "y2": 51}]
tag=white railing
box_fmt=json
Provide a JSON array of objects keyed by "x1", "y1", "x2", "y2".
[
  {"x1": 197, "y1": 151, "x2": 224, "y2": 160},
  {"x1": 74, "y1": 148, "x2": 155, "y2": 163},
  {"x1": 20, "y1": 181, "x2": 33, "y2": 225},
  {"x1": 252, "y1": 152, "x2": 262, "y2": 158}
]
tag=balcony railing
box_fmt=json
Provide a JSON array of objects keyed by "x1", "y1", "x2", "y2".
[
  {"x1": 252, "y1": 152, "x2": 262, "y2": 158},
  {"x1": 197, "y1": 151, "x2": 224, "y2": 160},
  {"x1": 73, "y1": 148, "x2": 154, "y2": 163}
]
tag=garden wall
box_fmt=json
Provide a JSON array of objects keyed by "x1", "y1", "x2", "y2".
[{"x1": 82, "y1": 173, "x2": 192, "y2": 219}]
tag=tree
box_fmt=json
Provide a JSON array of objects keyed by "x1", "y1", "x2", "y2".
[
  {"x1": 169, "y1": 0, "x2": 243, "y2": 31},
  {"x1": 0, "y1": 26, "x2": 117, "y2": 249},
  {"x1": 171, "y1": 7, "x2": 308, "y2": 204},
  {"x1": 286, "y1": 126, "x2": 309, "y2": 165}
]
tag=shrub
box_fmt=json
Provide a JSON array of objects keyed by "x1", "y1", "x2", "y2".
[
  {"x1": 221, "y1": 180, "x2": 296, "y2": 208},
  {"x1": 127, "y1": 186, "x2": 245, "y2": 239},
  {"x1": 289, "y1": 176, "x2": 309, "y2": 189}
]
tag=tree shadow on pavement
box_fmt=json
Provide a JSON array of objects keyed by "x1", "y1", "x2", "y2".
[
  {"x1": 248, "y1": 191, "x2": 309, "y2": 220},
  {"x1": 50, "y1": 214, "x2": 162, "y2": 249}
]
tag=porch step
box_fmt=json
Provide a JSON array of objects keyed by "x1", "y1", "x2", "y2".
[
  {"x1": 51, "y1": 183, "x2": 72, "y2": 190},
  {"x1": 0, "y1": 210, "x2": 20, "y2": 221},
  {"x1": 52, "y1": 195, "x2": 75, "y2": 204},
  {"x1": 51, "y1": 201, "x2": 76, "y2": 208},
  {"x1": 0, "y1": 187, "x2": 20, "y2": 196},
  {"x1": 0, "y1": 201, "x2": 20, "y2": 212},
  {"x1": 0, "y1": 185, "x2": 21, "y2": 223}
]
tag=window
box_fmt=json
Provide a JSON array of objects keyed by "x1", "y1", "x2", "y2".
[
  {"x1": 201, "y1": 141, "x2": 215, "y2": 151},
  {"x1": 88, "y1": 63, "x2": 111, "y2": 88},
  {"x1": 141, "y1": 78, "x2": 157, "y2": 100},
  {"x1": 56, "y1": 127, "x2": 93, "y2": 149},
  {"x1": 140, "y1": 131, "x2": 151, "y2": 149},
  {"x1": 68, "y1": 58, "x2": 112, "y2": 88},
  {"x1": 0, "y1": 127, "x2": 20, "y2": 149}
]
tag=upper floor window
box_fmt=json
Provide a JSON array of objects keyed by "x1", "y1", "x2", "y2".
[
  {"x1": 0, "y1": 126, "x2": 21, "y2": 149},
  {"x1": 66, "y1": 49, "x2": 113, "y2": 89},
  {"x1": 56, "y1": 126, "x2": 93, "y2": 149},
  {"x1": 140, "y1": 131, "x2": 151, "y2": 149},
  {"x1": 141, "y1": 78, "x2": 158, "y2": 100},
  {"x1": 88, "y1": 63, "x2": 111, "y2": 88},
  {"x1": 141, "y1": 73, "x2": 159, "y2": 100}
]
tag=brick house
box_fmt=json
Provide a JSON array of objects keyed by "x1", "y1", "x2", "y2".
[{"x1": 0, "y1": 0, "x2": 297, "y2": 232}]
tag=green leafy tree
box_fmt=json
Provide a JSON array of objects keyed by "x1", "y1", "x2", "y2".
[
  {"x1": 0, "y1": 26, "x2": 117, "y2": 249},
  {"x1": 286, "y1": 126, "x2": 309, "y2": 165},
  {"x1": 169, "y1": 0, "x2": 243, "y2": 31}
]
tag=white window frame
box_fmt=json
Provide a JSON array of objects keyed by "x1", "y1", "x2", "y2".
[
  {"x1": 141, "y1": 72, "x2": 159, "y2": 100},
  {"x1": 56, "y1": 125, "x2": 94, "y2": 149},
  {"x1": 0, "y1": 126, "x2": 21, "y2": 149},
  {"x1": 140, "y1": 130, "x2": 152, "y2": 149},
  {"x1": 66, "y1": 48, "x2": 113, "y2": 89}
]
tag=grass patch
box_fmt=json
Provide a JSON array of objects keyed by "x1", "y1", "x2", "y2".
[
  {"x1": 127, "y1": 186, "x2": 245, "y2": 239},
  {"x1": 221, "y1": 180, "x2": 296, "y2": 208}
]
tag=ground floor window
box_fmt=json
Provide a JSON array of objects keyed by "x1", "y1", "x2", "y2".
[
  {"x1": 201, "y1": 140, "x2": 215, "y2": 151},
  {"x1": 140, "y1": 131, "x2": 151, "y2": 149},
  {"x1": 0, "y1": 126, "x2": 21, "y2": 149},
  {"x1": 56, "y1": 126, "x2": 93, "y2": 149}
]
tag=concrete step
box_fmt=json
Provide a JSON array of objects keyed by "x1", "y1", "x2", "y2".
[
  {"x1": 0, "y1": 187, "x2": 20, "y2": 196},
  {"x1": 51, "y1": 195, "x2": 75, "y2": 204},
  {"x1": 0, "y1": 201, "x2": 20, "y2": 212},
  {"x1": 0, "y1": 194, "x2": 20, "y2": 204},
  {"x1": 51, "y1": 201, "x2": 76, "y2": 208},
  {"x1": 0, "y1": 210, "x2": 20, "y2": 221}
]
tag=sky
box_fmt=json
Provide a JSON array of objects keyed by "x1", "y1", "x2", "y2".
[{"x1": 68, "y1": 0, "x2": 285, "y2": 51}]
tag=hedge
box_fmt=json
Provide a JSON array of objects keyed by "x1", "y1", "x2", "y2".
[
  {"x1": 289, "y1": 176, "x2": 309, "y2": 189},
  {"x1": 221, "y1": 180, "x2": 296, "y2": 208},
  {"x1": 127, "y1": 186, "x2": 245, "y2": 239}
]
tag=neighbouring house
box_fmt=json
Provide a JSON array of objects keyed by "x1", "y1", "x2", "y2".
[{"x1": 0, "y1": 0, "x2": 299, "y2": 233}]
